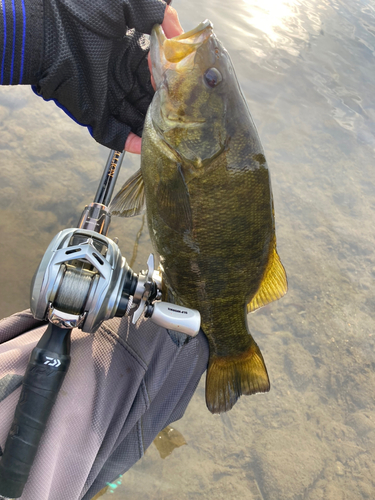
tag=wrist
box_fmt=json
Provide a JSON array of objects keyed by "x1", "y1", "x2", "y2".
[{"x1": 0, "y1": 0, "x2": 44, "y2": 85}]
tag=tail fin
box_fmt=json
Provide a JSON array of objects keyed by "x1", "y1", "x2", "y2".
[{"x1": 205, "y1": 343, "x2": 270, "y2": 414}]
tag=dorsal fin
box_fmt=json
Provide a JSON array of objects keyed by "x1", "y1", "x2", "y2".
[
  {"x1": 109, "y1": 168, "x2": 145, "y2": 217},
  {"x1": 247, "y1": 247, "x2": 288, "y2": 313}
]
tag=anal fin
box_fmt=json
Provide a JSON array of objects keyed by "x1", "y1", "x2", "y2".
[{"x1": 247, "y1": 247, "x2": 288, "y2": 313}]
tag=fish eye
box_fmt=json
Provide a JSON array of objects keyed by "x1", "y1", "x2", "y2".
[{"x1": 204, "y1": 68, "x2": 222, "y2": 88}]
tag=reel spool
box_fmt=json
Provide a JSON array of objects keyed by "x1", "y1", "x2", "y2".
[{"x1": 30, "y1": 228, "x2": 201, "y2": 337}]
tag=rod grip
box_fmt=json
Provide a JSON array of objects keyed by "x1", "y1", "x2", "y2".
[{"x1": 0, "y1": 325, "x2": 71, "y2": 498}]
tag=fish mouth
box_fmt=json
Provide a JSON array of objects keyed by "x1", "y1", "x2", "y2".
[
  {"x1": 150, "y1": 20, "x2": 213, "y2": 87},
  {"x1": 161, "y1": 20, "x2": 213, "y2": 63},
  {"x1": 160, "y1": 104, "x2": 206, "y2": 128}
]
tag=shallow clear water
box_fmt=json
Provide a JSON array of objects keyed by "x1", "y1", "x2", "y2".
[{"x1": 1, "y1": 0, "x2": 375, "y2": 498}]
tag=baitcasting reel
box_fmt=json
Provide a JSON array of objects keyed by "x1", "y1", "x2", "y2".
[{"x1": 30, "y1": 226, "x2": 200, "y2": 336}]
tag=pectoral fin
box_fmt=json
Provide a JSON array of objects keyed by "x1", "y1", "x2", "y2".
[
  {"x1": 109, "y1": 168, "x2": 145, "y2": 217},
  {"x1": 247, "y1": 247, "x2": 288, "y2": 313}
]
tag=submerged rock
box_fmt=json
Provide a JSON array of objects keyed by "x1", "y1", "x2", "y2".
[{"x1": 253, "y1": 428, "x2": 325, "y2": 500}]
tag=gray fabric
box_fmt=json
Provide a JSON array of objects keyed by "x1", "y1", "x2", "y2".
[
  {"x1": 0, "y1": 374, "x2": 23, "y2": 404},
  {"x1": 0, "y1": 310, "x2": 209, "y2": 500}
]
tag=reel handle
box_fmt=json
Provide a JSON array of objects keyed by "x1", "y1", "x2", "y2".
[
  {"x1": 0, "y1": 324, "x2": 71, "y2": 498},
  {"x1": 146, "y1": 301, "x2": 201, "y2": 338}
]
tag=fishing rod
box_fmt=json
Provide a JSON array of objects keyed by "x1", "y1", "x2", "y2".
[{"x1": 0, "y1": 150, "x2": 201, "y2": 500}]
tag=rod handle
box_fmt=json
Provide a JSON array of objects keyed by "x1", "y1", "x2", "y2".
[{"x1": 0, "y1": 324, "x2": 71, "y2": 498}]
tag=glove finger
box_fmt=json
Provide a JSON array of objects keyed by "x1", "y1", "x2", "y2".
[
  {"x1": 115, "y1": 32, "x2": 153, "y2": 93},
  {"x1": 114, "y1": 97, "x2": 147, "y2": 137},
  {"x1": 134, "y1": 54, "x2": 155, "y2": 97},
  {"x1": 122, "y1": 0, "x2": 166, "y2": 34},
  {"x1": 109, "y1": 34, "x2": 154, "y2": 133},
  {"x1": 91, "y1": 114, "x2": 131, "y2": 151}
]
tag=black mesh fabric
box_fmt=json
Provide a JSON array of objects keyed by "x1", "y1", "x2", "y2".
[
  {"x1": 0, "y1": 310, "x2": 209, "y2": 500},
  {"x1": 0, "y1": 0, "x2": 167, "y2": 150},
  {"x1": 0, "y1": 0, "x2": 44, "y2": 85}
]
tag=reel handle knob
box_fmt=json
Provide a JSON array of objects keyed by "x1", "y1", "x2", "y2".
[{"x1": 145, "y1": 302, "x2": 201, "y2": 338}]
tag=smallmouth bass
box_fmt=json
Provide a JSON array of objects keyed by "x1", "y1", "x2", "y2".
[{"x1": 111, "y1": 20, "x2": 287, "y2": 413}]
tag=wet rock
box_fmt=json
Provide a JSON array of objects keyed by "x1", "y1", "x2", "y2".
[
  {"x1": 305, "y1": 488, "x2": 324, "y2": 500},
  {"x1": 334, "y1": 461, "x2": 345, "y2": 476},
  {"x1": 347, "y1": 370, "x2": 375, "y2": 409},
  {"x1": 358, "y1": 480, "x2": 373, "y2": 498},
  {"x1": 0, "y1": 105, "x2": 9, "y2": 123},
  {"x1": 253, "y1": 429, "x2": 324, "y2": 500},
  {"x1": 346, "y1": 411, "x2": 375, "y2": 437},
  {"x1": 284, "y1": 342, "x2": 316, "y2": 390},
  {"x1": 324, "y1": 483, "x2": 346, "y2": 500},
  {"x1": 274, "y1": 330, "x2": 294, "y2": 342}
]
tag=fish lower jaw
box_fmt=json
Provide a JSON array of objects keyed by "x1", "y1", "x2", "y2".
[{"x1": 159, "y1": 112, "x2": 206, "y2": 129}]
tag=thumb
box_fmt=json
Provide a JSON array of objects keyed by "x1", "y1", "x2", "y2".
[
  {"x1": 162, "y1": 5, "x2": 184, "y2": 38},
  {"x1": 125, "y1": 133, "x2": 142, "y2": 154},
  {"x1": 148, "y1": 5, "x2": 184, "y2": 89}
]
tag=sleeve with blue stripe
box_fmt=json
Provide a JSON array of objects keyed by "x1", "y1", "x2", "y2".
[
  {"x1": 0, "y1": 0, "x2": 166, "y2": 150},
  {"x1": 0, "y1": 0, "x2": 43, "y2": 85}
]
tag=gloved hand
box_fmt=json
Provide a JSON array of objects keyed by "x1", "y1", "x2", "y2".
[{"x1": 32, "y1": 0, "x2": 181, "y2": 152}]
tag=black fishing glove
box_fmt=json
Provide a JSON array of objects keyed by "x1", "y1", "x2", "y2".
[{"x1": 0, "y1": 0, "x2": 167, "y2": 150}]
